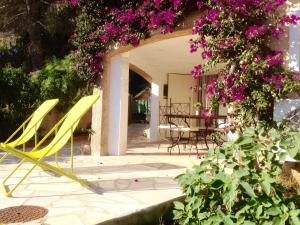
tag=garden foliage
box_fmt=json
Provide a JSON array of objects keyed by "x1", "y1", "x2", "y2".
[
  {"x1": 0, "y1": 55, "x2": 84, "y2": 140},
  {"x1": 0, "y1": 65, "x2": 38, "y2": 140},
  {"x1": 32, "y1": 55, "x2": 85, "y2": 112},
  {"x1": 174, "y1": 124, "x2": 300, "y2": 224}
]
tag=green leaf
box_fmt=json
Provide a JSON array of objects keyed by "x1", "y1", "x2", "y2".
[
  {"x1": 240, "y1": 182, "x2": 257, "y2": 198},
  {"x1": 266, "y1": 207, "x2": 281, "y2": 216},
  {"x1": 261, "y1": 180, "x2": 271, "y2": 196},
  {"x1": 200, "y1": 174, "x2": 212, "y2": 183},
  {"x1": 290, "y1": 214, "x2": 300, "y2": 225},
  {"x1": 174, "y1": 201, "x2": 185, "y2": 211},
  {"x1": 255, "y1": 205, "x2": 263, "y2": 219},
  {"x1": 224, "y1": 215, "x2": 234, "y2": 225},
  {"x1": 210, "y1": 179, "x2": 224, "y2": 189},
  {"x1": 289, "y1": 209, "x2": 300, "y2": 225},
  {"x1": 272, "y1": 213, "x2": 289, "y2": 225},
  {"x1": 235, "y1": 136, "x2": 253, "y2": 146},
  {"x1": 235, "y1": 169, "x2": 249, "y2": 178}
]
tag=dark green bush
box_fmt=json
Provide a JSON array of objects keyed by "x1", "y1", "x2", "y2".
[
  {"x1": 32, "y1": 55, "x2": 86, "y2": 112},
  {"x1": 173, "y1": 124, "x2": 300, "y2": 225},
  {"x1": 0, "y1": 65, "x2": 38, "y2": 141},
  {"x1": 0, "y1": 55, "x2": 87, "y2": 140}
]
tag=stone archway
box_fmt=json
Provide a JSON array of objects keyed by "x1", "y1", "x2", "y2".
[{"x1": 129, "y1": 64, "x2": 152, "y2": 83}]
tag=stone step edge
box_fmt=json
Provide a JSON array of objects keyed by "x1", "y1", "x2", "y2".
[{"x1": 97, "y1": 195, "x2": 185, "y2": 225}]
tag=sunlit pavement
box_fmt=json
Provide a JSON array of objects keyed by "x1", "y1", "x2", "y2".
[{"x1": 0, "y1": 141, "x2": 205, "y2": 225}]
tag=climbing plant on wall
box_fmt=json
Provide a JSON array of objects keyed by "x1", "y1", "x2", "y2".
[{"x1": 71, "y1": 0, "x2": 300, "y2": 124}]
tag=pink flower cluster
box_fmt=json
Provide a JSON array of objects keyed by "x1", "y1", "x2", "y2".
[
  {"x1": 266, "y1": 51, "x2": 284, "y2": 69},
  {"x1": 263, "y1": 75, "x2": 286, "y2": 90},
  {"x1": 70, "y1": 0, "x2": 78, "y2": 7},
  {"x1": 245, "y1": 25, "x2": 268, "y2": 39},
  {"x1": 191, "y1": 64, "x2": 203, "y2": 79}
]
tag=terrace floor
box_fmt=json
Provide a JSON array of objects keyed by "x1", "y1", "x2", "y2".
[{"x1": 0, "y1": 135, "x2": 205, "y2": 225}]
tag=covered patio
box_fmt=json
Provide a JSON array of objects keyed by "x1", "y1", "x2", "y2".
[{"x1": 91, "y1": 29, "x2": 226, "y2": 156}]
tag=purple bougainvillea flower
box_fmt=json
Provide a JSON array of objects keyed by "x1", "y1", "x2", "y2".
[
  {"x1": 266, "y1": 51, "x2": 284, "y2": 68},
  {"x1": 293, "y1": 73, "x2": 300, "y2": 81},
  {"x1": 245, "y1": 25, "x2": 268, "y2": 39},
  {"x1": 264, "y1": 75, "x2": 286, "y2": 90},
  {"x1": 162, "y1": 10, "x2": 174, "y2": 24},
  {"x1": 99, "y1": 35, "x2": 109, "y2": 42},
  {"x1": 190, "y1": 42, "x2": 198, "y2": 53},
  {"x1": 200, "y1": 37, "x2": 206, "y2": 48},
  {"x1": 70, "y1": 0, "x2": 78, "y2": 7},
  {"x1": 193, "y1": 17, "x2": 206, "y2": 34},
  {"x1": 191, "y1": 64, "x2": 203, "y2": 78},
  {"x1": 154, "y1": 0, "x2": 161, "y2": 9},
  {"x1": 197, "y1": 1, "x2": 204, "y2": 9},
  {"x1": 231, "y1": 85, "x2": 246, "y2": 101},
  {"x1": 173, "y1": 0, "x2": 180, "y2": 10},
  {"x1": 207, "y1": 9, "x2": 219, "y2": 22},
  {"x1": 150, "y1": 14, "x2": 162, "y2": 27},
  {"x1": 201, "y1": 51, "x2": 212, "y2": 59}
]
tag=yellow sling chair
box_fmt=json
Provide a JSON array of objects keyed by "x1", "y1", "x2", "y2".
[
  {"x1": 0, "y1": 99, "x2": 59, "y2": 162},
  {"x1": 0, "y1": 95, "x2": 99, "y2": 197}
]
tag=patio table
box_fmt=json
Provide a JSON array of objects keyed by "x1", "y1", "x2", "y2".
[{"x1": 164, "y1": 114, "x2": 226, "y2": 152}]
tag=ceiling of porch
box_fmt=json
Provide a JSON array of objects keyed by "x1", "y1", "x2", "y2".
[{"x1": 127, "y1": 34, "x2": 221, "y2": 78}]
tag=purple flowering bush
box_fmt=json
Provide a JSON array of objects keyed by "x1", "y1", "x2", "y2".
[{"x1": 189, "y1": 0, "x2": 300, "y2": 123}]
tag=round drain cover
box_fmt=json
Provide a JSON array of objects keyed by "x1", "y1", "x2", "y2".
[{"x1": 0, "y1": 205, "x2": 48, "y2": 223}]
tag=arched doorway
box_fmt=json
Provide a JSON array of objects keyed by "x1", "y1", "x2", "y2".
[{"x1": 127, "y1": 70, "x2": 151, "y2": 146}]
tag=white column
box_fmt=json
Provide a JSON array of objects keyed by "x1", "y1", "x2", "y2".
[
  {"x1": 150, "y1": 82, "x2": 159, "y2": 142},
  {"x1": 90, "y1": 88, "x2": 103, "y2": 156},
  {"x1": 107, "y1": 55, "x2": 129, "y2": 155},
  {"x1": 289, "y1": 7, "x2": 300, "y2": 72}
]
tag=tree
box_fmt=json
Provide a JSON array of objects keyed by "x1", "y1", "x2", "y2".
[{"x1": 0, "y1": 0, "x2": 74, "y2": 70}]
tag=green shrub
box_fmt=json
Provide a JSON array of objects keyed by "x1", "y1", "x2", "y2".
[
  {"x1": 0, "y1": 65, "x2": 38, "y2": 140},
  {"x1": 173, "y1": 124, "x2": 300, "y2": 225},
  {"x1": 32, "y1": 55, "x2": 86, "y2": 112},
  {"x1": 0, "y1": 56, "x2": 87, "y2": 140}
]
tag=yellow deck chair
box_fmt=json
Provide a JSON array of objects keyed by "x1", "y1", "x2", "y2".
[
  {"x1": 0, "y1": 95, "x2": 99, "y2": 197},
  {"x1": 0, "y1": 99, "x2": 59, "y2": 162}
]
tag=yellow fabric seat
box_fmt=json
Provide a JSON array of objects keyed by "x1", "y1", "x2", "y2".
[{"x1": 3, "y1": 99, "x2": 59, "y2": 148}]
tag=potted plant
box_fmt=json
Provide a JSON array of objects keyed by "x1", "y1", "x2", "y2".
[{"x1": 194, "y1": 102, "x2": 202, "y2": 115}]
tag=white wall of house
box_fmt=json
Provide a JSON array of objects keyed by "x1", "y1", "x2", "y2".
[
  {"x1": 289, "y1": 7, "x2": 300, "y2": 72},
  {"x1": 274, "y1": 6, "x2": 300, "y2": 121}
]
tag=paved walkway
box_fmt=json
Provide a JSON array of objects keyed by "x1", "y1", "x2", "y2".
[{"x1": 0, "y1": 140, "x2": 203, "y2": 225}]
